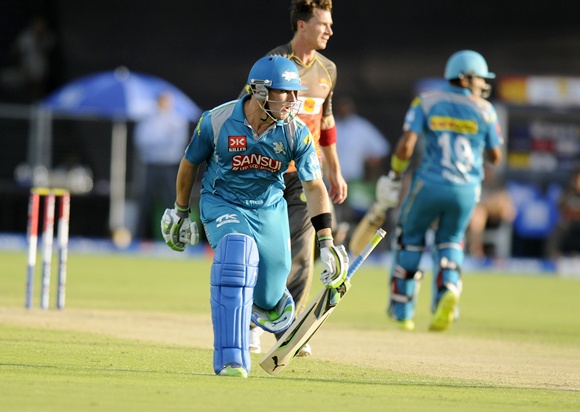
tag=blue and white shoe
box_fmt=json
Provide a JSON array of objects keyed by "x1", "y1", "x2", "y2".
[{"x1": 252, "y1": 288, "x2": 295, "y2": 334}]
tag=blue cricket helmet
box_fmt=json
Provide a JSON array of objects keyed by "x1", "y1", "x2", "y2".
[
  {"x1": 248, "y1": 56, "x2": 307, "y2": 91},
  {"x1": 444, "y1": 50, "x2": 495, "y2": 80}
]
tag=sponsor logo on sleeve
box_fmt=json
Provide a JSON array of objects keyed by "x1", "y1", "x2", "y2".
[
  {"x1": 302, "y1": 98, "x2": 315, "y2": 113},
  {"x1": 195, "y1": 115, "x2": 205, "y2": 136}
]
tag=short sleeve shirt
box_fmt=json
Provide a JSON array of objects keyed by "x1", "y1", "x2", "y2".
[
  {"x1": 185, "y1": 95, "x2": 322, "y2": 208},
  {"x1": 403, "y1": 85, "x2": 503, "y2": 186}
]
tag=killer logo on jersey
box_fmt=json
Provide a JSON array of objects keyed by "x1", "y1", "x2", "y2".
[
  {"x1": 232, "y1": 154, "x2": 282, "y2": 172},
  {"x1": 318, "y1": 77, "x2": 329, "y2": 89},
  {"x1": 228, "y1": 135, "x2": 247, "y2": 152}
]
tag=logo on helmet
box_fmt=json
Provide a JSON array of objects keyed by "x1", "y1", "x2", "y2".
[{"x1": 281, "y1": 70, "x2": 299, "y2": 82}]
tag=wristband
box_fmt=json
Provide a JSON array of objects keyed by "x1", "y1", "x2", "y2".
[
  {"x1": 319, "y1": 125, "x2": 337, "y2": 146},
  {"x1": 391, "y1": 154, "x2": 410, "y2": 173},
  {"x1": 174, "y1": 202, "x2": 190, "y2": 218},
  {"x1": 310, "y1": 212, "x2": 332, "y2": 232},
  {"x1": 318, "y1": 236, "x2": 334, "y2": 248}
]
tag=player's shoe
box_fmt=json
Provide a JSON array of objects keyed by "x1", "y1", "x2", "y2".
[
  {"x1": 249, "y1": 326, "x2": 263, "y2": 354},
  {"x1": 429, "y1": 290, "x2": 459, "y2": 332},
  {"x1": 396, "y1": 319, "x2": 415, "y2": 331},
  {"x1": 297, "y1": 343, "x2": 312, "y2": 357},
  {"x1": 387, "y1": 307, "x2": 415, "y2": 331},
  {"x1": 252, "y1": 288, "x2": 295, "y2": 333},
  {"x1": 218, "y1": 364, "x2": 248, "y2": 378}
]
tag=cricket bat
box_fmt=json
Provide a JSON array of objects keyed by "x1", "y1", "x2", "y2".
[
  {"x1": 259, "y1": 228, "x2": 386, "y2": 375},
  {"x1": 349, "y1": 202, "x2": 388, "y2": 256}
]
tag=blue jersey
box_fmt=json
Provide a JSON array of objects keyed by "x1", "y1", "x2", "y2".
[
  {"x1": 185, "y1": 95, "x2": 321, "y2": 208},
  {"x1": 403, "y1": 85, "x2": 502, "y2": 186}
]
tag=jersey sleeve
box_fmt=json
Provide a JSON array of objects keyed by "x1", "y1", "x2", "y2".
[
  {"x1": 184, "y1": 111, "x2": 214, "y2": 164},
  {"x1": 293, "y1": 128, "x2": 323, "y2": 182},
  {"x1": 485, "y1": 106, "x2": 503, "y2": 149},
  {"x1": 321, "y1": 56, "x2": 337, "y2": 119},
  {"x1": 402, "y1": 96, "x2": 425, "y2": 134}
]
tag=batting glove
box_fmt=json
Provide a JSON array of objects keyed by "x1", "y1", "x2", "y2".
[
  {"x1": 375, "y1": 171, "x2": 402, "y2": 209},
  {"x1": 320, "y1": 244, "x2": 349, "y2": 289},
  {"x1": 160, "y1": 206, "x2": 199, "y2": 252}
]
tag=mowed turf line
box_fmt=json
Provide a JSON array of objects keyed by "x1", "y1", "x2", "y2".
[{"x1": 1, "y1": 250, "x2": 579, "y2": 412}]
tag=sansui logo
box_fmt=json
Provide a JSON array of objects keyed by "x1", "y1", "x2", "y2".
[
  {"x1": 228, "y1": 136, "x2": 247, "y2": 152},
  {"x1": 232, "y1": 154, "x2": 282, "y2": 172}
]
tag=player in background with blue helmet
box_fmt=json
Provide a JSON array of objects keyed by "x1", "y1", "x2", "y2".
[
  {"x1": 375, "y1": 50, "x2": 504, "y2": 332},
  {"x1": 161, "y1": 56, "x2": 349, "y2": 377}
]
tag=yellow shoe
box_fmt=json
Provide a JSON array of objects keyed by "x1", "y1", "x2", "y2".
[
  {"x1": 390, "y1": 318, "x2": 414, "y2": 331},
  {"x1": 429, "y1": 291, "x2": 459, "y2": 332},
  {"x1": 398, "y1": 319, "x2": 415, "y2": 331},
  {"x1": 218, "y1": 364, "x2": 248, "y2": 378}
]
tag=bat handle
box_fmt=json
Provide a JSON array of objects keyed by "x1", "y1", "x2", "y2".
[{"x1": 347, "y1": 228, "x2": 386, "y2": 279}]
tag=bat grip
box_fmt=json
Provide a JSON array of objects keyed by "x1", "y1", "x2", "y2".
[{"x1": 347, "y1": 228, "x2": 386, "y2": 280}]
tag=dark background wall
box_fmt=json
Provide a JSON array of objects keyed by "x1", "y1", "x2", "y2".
[
  {"x1": 1, "y1": 0, "x2": 580, "y2": 251},
  {"x1": 2, "y1": 0, "x2": 580, "y2": 142}
]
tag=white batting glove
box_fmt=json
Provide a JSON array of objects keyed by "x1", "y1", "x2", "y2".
[
  {"x1": 160, "y1": 207, "x2": 199, "y2": 252},
  {"x1": 375, "y1": 171, "x2": 402, "y2": 209},
  {"x1": 320, "y1": 244, "x2": 349, "y2": 289}
]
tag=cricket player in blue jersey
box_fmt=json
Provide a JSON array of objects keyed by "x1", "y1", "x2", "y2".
[
  {"x1": 160, "y1": 56, "x2": 349, "y2": 377},
  {"x1": 375, "y1": 50, "x2": 503, "y2": 332}
]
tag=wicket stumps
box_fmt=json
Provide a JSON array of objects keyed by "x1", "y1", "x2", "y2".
[{"x1": 25, "y1": 187, "x2": 70, "y2": 310}]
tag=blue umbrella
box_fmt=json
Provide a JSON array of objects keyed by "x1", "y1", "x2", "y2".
[
  {"x1": 40, "y1": 67, "x2": 202, "y2": 240},
  {"x1": 42, "y1": 66, "x2": 201, "y2": 121}
]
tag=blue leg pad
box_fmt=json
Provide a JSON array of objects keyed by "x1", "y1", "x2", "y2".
[
  {"x1": 389, "y1": 248, "x2": 422, "y2": 321},
  {"x1": 432, "y1": 246, "x2": 463, "y2": 311},
  {"x1": 210, "y1": 233, "x2": 259, "y2": 375}
]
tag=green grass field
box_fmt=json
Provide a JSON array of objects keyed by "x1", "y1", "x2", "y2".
[{"x1": 1, "y1": 250, "x2": 579, "y2": 411}]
